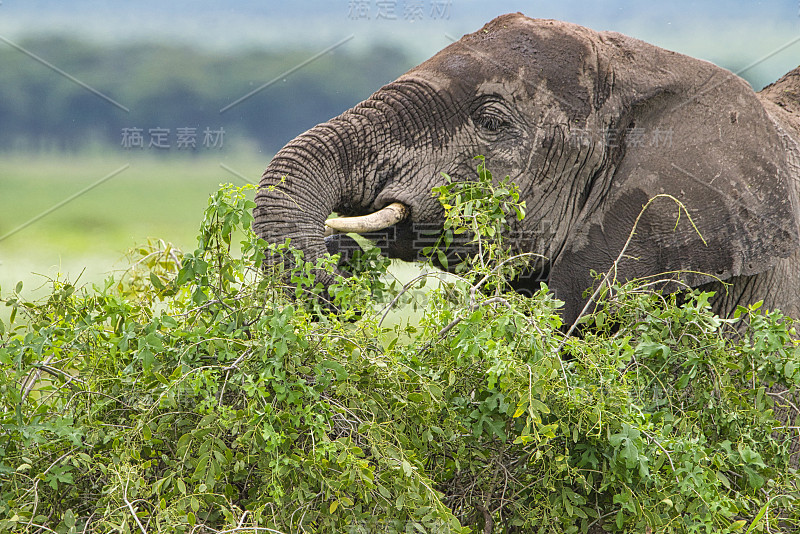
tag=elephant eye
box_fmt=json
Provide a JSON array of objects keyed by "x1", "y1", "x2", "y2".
[{"x1": 473, "y1": 103, "x2": 510, "y2": 132}]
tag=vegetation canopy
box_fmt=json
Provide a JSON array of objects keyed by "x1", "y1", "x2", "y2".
[{"x1": 1, "y1": 162, "x2": 800, "y2": 533}]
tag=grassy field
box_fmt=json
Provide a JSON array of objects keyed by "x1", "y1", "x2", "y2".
[
  {"x1": 0, "y1": 150, "x2": 431, "y2": 327},
  {"x1": 0, "y1": 150, "x2": 269, "y2": 305}
]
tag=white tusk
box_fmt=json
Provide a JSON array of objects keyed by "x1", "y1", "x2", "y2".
[{"x1": 324, "y1": 202, "x2": 409, "y2": 236}]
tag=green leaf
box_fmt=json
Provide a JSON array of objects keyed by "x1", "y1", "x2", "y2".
[
  {"x1": 321, "y1": 360, "x2": 348, "y2": 381},
  {"x1": 402, "y1": 460, "x2": 413, "y2": 477},
  {"x1": 436, "y1": 249, "x2": 449, "y2": 270},
  {"x1": 140, "y1": 349, "x2": 155, "y2": 372},
  {"x1": 676, "y1": 373, "x2": 691, "y2": 389},
  {"x1": 150, "y1": 272, "x2": 165, "y2": 290},
  {"x1": 636, "y1": 341, "x2": 671, "y2": 359},
  {"x1": 145, "y1": 332, "x2": 163, "y2": 350},
  {"x1": 407, "y1": 393, "x2": 424, "y2": 403},
  {"x1": 160, "y1": 314, "x2": 179, "y2": 328},
  {"x1": 530, "y1": 398, "x2": 550, "y2": 415},
  {"x1": 176, "y1": 264, "x2": 194, "y2": 285},
  {"x1": 63, "y1": 509, "x2": 75, "y2": 528},
  {"x1": 745, "y1": 502, "x2": 769, "y2": 533},
  {"x1": 538, "y1": 423, "x2": 558, "y2": 439},
  {"x1": 192, "y1": 287, "x2": 209, "y2": 304},
  {"x1": 785, "y1": 360, "x2": 796, "y2": 379}
]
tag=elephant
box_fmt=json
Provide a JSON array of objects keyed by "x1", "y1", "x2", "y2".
[{"x1": 253, "y1": 12, "x2": 800, "y2": 327}]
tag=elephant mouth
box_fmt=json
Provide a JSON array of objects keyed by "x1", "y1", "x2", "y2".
[
  {"x1": 324, "y1": 202, "x2": 410, "y2": 237},
  {"x1": 323, "y1": 200, "x2": 553, "y2": 285}
]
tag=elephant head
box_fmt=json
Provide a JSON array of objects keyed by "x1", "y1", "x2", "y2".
[{"x1": 254, "y1": 13, "x2": 800, "y2": 324}]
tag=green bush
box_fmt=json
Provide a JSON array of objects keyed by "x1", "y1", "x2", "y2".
[{"x1": 1, "y1": 164, "x2": 800, "y2": 533}]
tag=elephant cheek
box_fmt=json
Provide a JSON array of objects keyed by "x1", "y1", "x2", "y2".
[{"x1": 373, "y1": 171, "x2": 447, "y2": 222}]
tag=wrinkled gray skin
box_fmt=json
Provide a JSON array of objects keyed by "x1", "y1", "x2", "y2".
[{"x1": 254, "y1": 13, "x2": 800, "y2": 326}]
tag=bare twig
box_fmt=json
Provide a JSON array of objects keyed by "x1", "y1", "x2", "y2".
[
  {"x1": 767, "y1": 390, "x2": 800, "y2": 417},
  {"x1": 219, "y1": 348, "x2": 253, "y2": 403},
  {"x1": 27, "y1": 524, "x2": 58, "y2": 534},
  {"x1": 64, "y1": 388, "x2": 135, "y2": 411},
  {"x1": 122, "y1": 477, "x2": 148, "y2": 534},
  {"x1": 586, "y1": 509, "x2": 619, "y2": 531},
  {"x1": 20, "y1": 354, "x2": 55, "y2": 403},
  {"x1": 640, "y1": 429, "x2": 679, "y2": 484}
]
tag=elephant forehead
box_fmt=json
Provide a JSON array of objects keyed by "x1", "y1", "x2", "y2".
[{"x1": 406, "y1": 14, "x2": 600, "y2": 121}]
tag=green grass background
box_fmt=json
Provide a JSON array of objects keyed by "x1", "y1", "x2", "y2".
[
  {"x1": 0, "y1": 151, "x2": 429, "y2": 328},
  {"x1": 0, "y1": 151, "x2": 268, "y2": 303}
]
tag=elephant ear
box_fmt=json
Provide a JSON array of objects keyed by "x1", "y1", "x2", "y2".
[{"x1": 549, "y1": 34, "x2": 799, "y2": 325}]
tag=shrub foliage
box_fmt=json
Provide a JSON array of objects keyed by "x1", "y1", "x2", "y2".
[{"x1": 2, "y1": 164, "x2": 800, "y2": 533}]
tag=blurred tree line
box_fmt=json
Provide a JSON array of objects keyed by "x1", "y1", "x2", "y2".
[{"x1": 0, "y1": 37, "x2": 414, "y2": 154}]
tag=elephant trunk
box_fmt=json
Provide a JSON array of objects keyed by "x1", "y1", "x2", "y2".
[
  {"x1": 254, "y1": 123, "x2": 348, "y2": 285},
  {"x1": 253, "y1": 111, "x2": 409, "y2": 285}
]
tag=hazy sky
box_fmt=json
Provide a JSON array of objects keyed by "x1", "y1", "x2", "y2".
[{"x1": 1, "y1": 1, "x2": 799, "y2": 88}]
